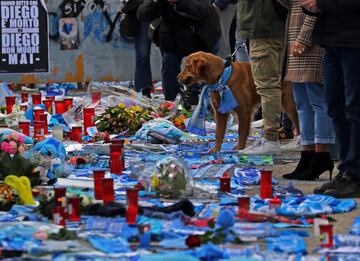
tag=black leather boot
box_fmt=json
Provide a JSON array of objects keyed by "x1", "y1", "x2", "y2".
[
  {"x1": 283, "y1": 150, "x2": 315, "y2": 179},
  {"x1": 294, "y1": 152, "x2": 334, "y2": 181}
]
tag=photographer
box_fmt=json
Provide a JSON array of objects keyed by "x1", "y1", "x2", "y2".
[{"x1": 137, "y1": 0, "x2": 221, "y2": 106}]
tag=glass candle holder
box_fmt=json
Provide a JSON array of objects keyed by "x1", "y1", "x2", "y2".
[
  {"x1": 5, "y1": 96, "x2": 16, "y2": 114},
  {"x1": 46, "y1": 96, "x2": 56, "y2": 103},
  {"x1": 42, "y1": 99, "x2": 53, "y2": 113},
  {"x1": 54, "y1": 187, "x2": 66, "y2": 206},
  {"x1": 18, "y1": 120, "x2": 30, "y2": 137},
  {"x1": 53, "y1": 206, "x2": 66, "y2": 226},
  {"x1": 126, "y1": 188, "x2": 139, "y2": 225},
  {"x1": 219, "y1": 176, "x2": 231, "y2": 193},
  {"x1": 39, "y1": 114, "x2": 48, "y2": 135},
  {"x1": 91, "y1": 91, "x2": 102, "y2": 104},
  {"x1": 102, "y1": 178, "x2": 114, "y2": 205},
  {"x1": 110, "y1": 144, "x2": 124, "y2": 174},
  {"x1": 71, "y1": 126, "x2": 82, "y2": 143},
  {"x1": 83, "y1": 107, "x2": 95, "y2": 135},
  {"x1": 33, "y1": 120, "x2": 45, "y2": 138},
  {"x1": 93, "y1": 170, "x2": 105, "y2": 200},
  {"x1": 238, "y1": 196, "x2": 250, "y2": 217},
  {"x1": 31, "y1": 93, "x2": 42, "y2": 105},
  {"x1": 67, "y1": 197, "x2": 81, "y2": 222},
  {"x1": 20, "y1": 105, "x2": 27, "y2": 111},
  {"x1": 260, "y1": 169, "x2": 273, "y2": 199},
  {"x1": 55, "y1": 100, "x2": 65, "y2": 114},
  {"x1": 64, "y1": 98, "x2": 73, "y2": 111},
  {"x1": 21, "y1": 92, "x2": 28, "y2": 103},
  {"x1": 33, "y1": 108, "x2": 45, "y2": 121},
  {"x1": 319, "y1": 224, "x2": 334, "y2": 248},
  {"x1": 52, "y1": 126, "x2": 64, "y2": 141}
]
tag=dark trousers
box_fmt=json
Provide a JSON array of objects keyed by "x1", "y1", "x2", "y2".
[
  {"x1": 323, "y1": 47, "x2": 360, "y2": 178},
  {"x1": 134, "y1": 22, "x2": 152, "y2": 92}
]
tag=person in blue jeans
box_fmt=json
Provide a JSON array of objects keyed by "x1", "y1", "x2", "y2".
[
  {"x1": 134, "y1": 21, "x2": 153, "y2": 98},
  {"x1": 281, "y1": 0, "x2": 335, "y2": 181},
  {"x1": 301, "y1": 0, "x2": 360, "y2": 198}
]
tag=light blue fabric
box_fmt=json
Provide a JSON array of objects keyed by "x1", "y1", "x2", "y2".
[
  {"x1": 266, "y1": 234, "x2": 307, "y2": 255},
  {"x1": 87, "y1": 236, "x2": 130, "y2": 254},
  {"x1": 0, "y1": 128, "x2": 33, "y2": 144},
  {"x1": 24, "y1": 137, "x2": 66, "y2": 161},
  {"x1": 186, "y1": 64, "x2": 237, "y2": 136}
]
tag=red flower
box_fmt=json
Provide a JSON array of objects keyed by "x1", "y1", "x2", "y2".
[{"x1": 185, "y1": 235, "x2": 201, "y2": 248}]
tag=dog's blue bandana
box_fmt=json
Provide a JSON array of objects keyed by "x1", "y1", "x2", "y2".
[{"x1": 186, "y1": 63, "x2": 238, "y2": 136}]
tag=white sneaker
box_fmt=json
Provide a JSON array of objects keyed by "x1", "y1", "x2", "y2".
[
  {"x1": 281, "y1": 135, "x2": 302, "y2": 152},
  {"x1": 251, "y1": 119, "x2": 264, "y2": 128},
  {"x1": 239, "y1": 138, "x2": 280, "y2": 155}
]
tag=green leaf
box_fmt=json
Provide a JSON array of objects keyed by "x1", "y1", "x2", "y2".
[{"x1": 208, "y1": 220, "x2": 215, "y2": 229}]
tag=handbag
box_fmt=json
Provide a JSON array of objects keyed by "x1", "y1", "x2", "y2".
[{"x1": 119, "y1": 0, "x2": 141, "y2": 40}]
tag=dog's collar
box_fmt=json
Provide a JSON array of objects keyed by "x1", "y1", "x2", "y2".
[
  {"x1": 215, "y1": 59, "x2": 232, "y2": 83},
  {"x1": 224, "y1": 57, "x2": 232, "y2": 68}
]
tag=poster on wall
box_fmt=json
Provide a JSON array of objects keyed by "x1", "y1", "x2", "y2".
[
  {"x1": 59, "y1": 17, "x2": 78, "y2": 50},
  {"x1": 0, "y1": 0, "x2": 49, "y2": 73}
]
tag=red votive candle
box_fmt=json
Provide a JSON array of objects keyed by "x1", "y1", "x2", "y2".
[
  {"x1": 46, "y1": 96, "x2": 56, "y2": 103},
  {"x1": 55, "y1": 100, "x2": 65, "y2": 114},
  {"x1": 18, "y1": 120, "x2": 30, "y2": 137},
  {"x1": 53, "y1": 206, "x2": 66, "y2": 226},
  {"x1": 102, "y1": 178, "x2": 114, "y2": 205},
  {"x1": 260, "y1": 169, "x2": 273, "y2": 199},
  {"x1": 20, "y1": 105, "x2": 27, "y2": 111},
  {"x1": 21, "y1": 92, "x2": 28, "y2": 103},
  {"x1": 5, "y1": 96, "x2": 16, "y2": 114},
  {"x1": 91, "y1": 91, "x2": 102, "y2": 104},
  {"x1": 33, "y1": 108, "x2": 45, "y2": 121},
  {"x1": 71, "y1": 126, "x2": 82, "y2": 142},
  {"x1": 42, "y1": 99, "x2": 53, "y2": 113},
  {"x1": 54, "y1": 187, "x2": 67, "y2": 206},
  {"x1": 220, "y1": 176, "x2": 231, "y2": 193},
  {"x1": 33, "y1": 120, "x2": 45, "y2": 138},
  {"x1": 319, "y1": 224, "x2": 334, "y2": 248},
  {"x1": 31, "y1": 93, "x2": 42, "y2": 105},
  {"x1": 64, "y1": 97, "x2": 73, "y2": 111},
  {"x1": 238, "y1": 196, "x2": 250, "y2": 217},
  {"x1": 83, "y1": 107, "x2": 95, "y2": 135},
  {"x1": 67, "y1": 197, "x2": 81, "y2": 222},
  {"x1": 39, "y1": 114, "x2": 48, "y2": 134},
  {"x1": 126, "y1": 188, "x2": 139, "y2": 225},
  {"x1": 110, "y1": 143, "x2": 124, "y2": 174},
  {"x1": 93, "y1": 170, "x2": 105, "y2": 200}
]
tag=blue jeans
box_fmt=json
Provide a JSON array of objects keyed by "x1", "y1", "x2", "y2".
[
  {"x1": 134, "y1": 22, "x2": 152, "y2": 92},
  {"x1": 235, "y1": 32, "x2": 249, "y2": 62},
  {"x1": 323, "y1": 47, "x2": 360, "y2": 178},
  {"x1": 293, "y1": 82, "x2": 335, "y2": 145}
]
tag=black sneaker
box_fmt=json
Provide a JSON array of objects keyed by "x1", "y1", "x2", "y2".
[
  {"x1": 322, "y1": 174, "x2": 360, "y2": 198},
  {"x1": 313, "y1": 172, "x2": 344, "y2": 194}
]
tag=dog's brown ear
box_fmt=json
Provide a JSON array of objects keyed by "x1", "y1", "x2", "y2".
[{"x1": 191, "y1": 57, "x2": 210, "y2": 78}]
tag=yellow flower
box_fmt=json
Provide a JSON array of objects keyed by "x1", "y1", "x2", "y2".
[
  {"x1": 129, "y1": 105, "x2": 142, "y2": 112},
  {"x1": 118, "y1": 103, "x2": 126, "y2": 109},
  {"x1": 151, "y1": 176, "x2": 160, "y2": 188}
]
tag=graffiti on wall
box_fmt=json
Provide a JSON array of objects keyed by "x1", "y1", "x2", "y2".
[{"x1": 0, "y1": 0, "x2": 161, "y2": 84}]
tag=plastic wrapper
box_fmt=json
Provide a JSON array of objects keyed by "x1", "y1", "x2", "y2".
[
  {"x1": 135, "y1": 118, "x2": 183, "y2": 144},
  {"x1": 133, "y1": 157, "x2": 194, "y2": 198}
]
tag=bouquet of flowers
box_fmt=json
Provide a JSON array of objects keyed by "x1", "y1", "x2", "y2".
[
  {"x1": 150, "y1": 157, "x2": 193, "y2": 198},
  {"x1": 0, "y1": 132, "x2": 26, "y2": 155},
  {"x1": 96, "y1": 103, "x2": 156, "y2": 135}
]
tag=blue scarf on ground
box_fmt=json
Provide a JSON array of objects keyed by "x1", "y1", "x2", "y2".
[{"x1": 186, "y1": 64, "x2": 238, "y2": 136}]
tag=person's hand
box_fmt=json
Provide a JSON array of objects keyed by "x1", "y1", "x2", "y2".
[
  {"x1": 292, "y1": 41, "x2": 307, "y2": 57},
  {"x1": 299, "y1": 0, "x2": 318, "y2": 13}
]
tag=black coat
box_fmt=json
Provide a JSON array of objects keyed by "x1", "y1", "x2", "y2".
[
  {"x1": 213, "y1": 0, "x2": 237, "y2": 10},
  {"x1": 137, "y1": 0, "x2": 221, "y2": 56},
  {"x1": 312, "y1": 0, "x2": 360, "y2": 48},
  {"x1": 0, "y1": 153, "x2": 39, "y2": 187}
]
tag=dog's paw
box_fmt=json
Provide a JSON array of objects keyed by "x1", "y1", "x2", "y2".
[
  {"x1": 209, "y1": 147, "x2": 221, "y2": 153},
  {"x1": 233, "y1": 144, "x2": 245, "y2": 151}
]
